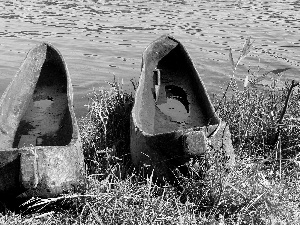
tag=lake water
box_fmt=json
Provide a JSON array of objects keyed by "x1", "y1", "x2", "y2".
[{"x1": 1, "y1": 0, "x2": 299, "y2": 118}]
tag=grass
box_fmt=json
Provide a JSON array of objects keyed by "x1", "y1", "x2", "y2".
[{"x1": 1, "y1": 43, "x2": 300, "y2": 224}]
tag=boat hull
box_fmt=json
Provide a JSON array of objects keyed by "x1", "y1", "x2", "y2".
[
  {"x1": 130, "y1": 35, "x2": 235, "y2": 184},
  {"x1": 0, "y1": 43, "x2": 85, "y2": 198},
  {"x1": 131, "y1": 118, "x2": 235, "y2": 185}
]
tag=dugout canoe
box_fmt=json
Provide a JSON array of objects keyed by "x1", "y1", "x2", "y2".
[
  {"x1": 0, "y1": 43, "x2": 85, "y2": 199},
  {"x1": 130, "y1": 35, "x2": 235, "y2": 185}
]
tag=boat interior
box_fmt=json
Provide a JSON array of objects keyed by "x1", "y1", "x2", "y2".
[
  {"x1": 152, "y1": 44, "x2": 217, "y2": 134},
  {"x1": 13, "y1": 47, "x2": 73, "y2": 148}
]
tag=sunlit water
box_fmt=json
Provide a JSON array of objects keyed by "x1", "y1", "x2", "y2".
[{"x1": 1, "y1": 0, "x2": 299, "y2": 118}]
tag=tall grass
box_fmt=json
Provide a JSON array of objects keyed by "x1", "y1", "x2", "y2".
[
  {"x1": 1, "y1": 41, "x2": 300, "y2": 224},
  {"x1": 79, "y1": 78, "x2": 134, "y2": 178}
]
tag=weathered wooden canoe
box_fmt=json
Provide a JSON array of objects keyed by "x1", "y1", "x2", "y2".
[
  {"x1": 130, "y1": 35, "x2": 235, "y2": 185},
  {"x1": 0, "y1": 43, "x2": 85, "y2": 199}
]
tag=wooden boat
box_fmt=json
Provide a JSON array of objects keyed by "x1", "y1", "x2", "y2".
[
  {"x1": 130, "y1": 35, "x2": 235, "y2": 185},
  {"x1": 0, "y1": 43, "x2": 85, "y2": 199}
]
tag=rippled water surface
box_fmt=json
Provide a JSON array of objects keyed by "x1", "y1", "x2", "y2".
[{"x1": 1, "y1": 0, "x2": 299, "y2": 117}]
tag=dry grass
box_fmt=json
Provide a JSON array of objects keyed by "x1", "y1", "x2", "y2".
[{"x1": 79, "y1": 78, "x2": 134, "y2": 177}]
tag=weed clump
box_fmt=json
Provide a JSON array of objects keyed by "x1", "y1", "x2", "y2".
[{"x1": 79, "y1": 79, "x2": 134, "y2": 177}]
